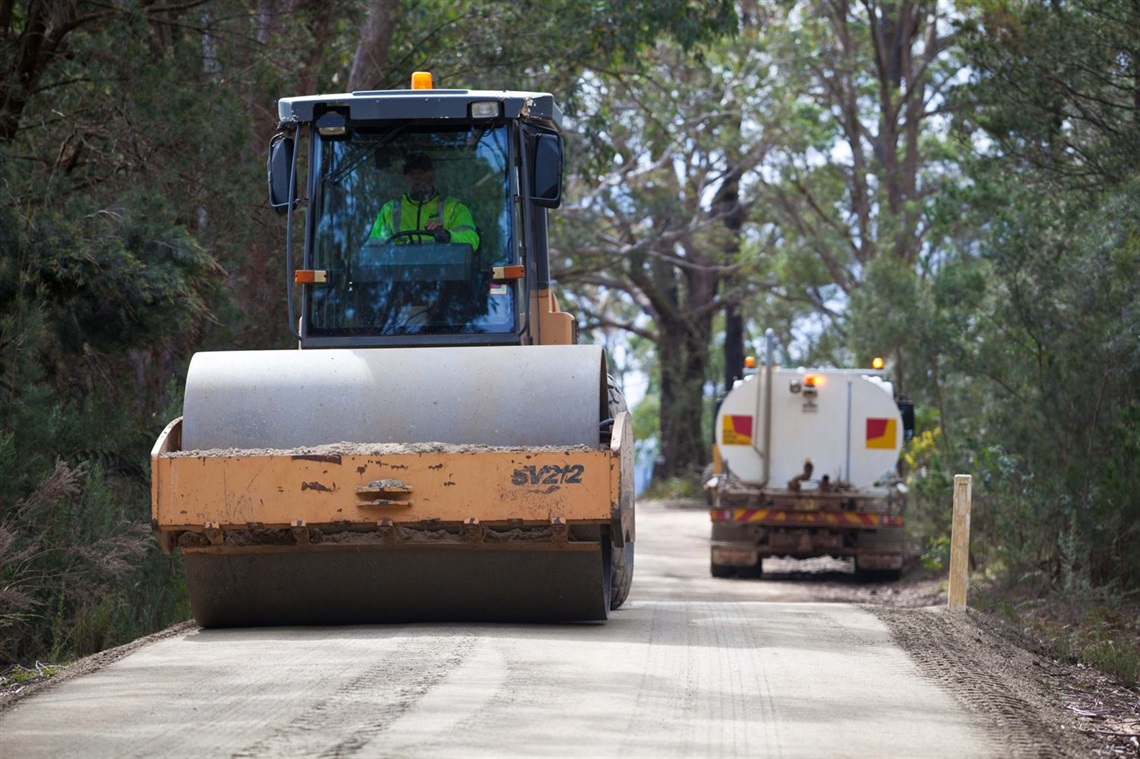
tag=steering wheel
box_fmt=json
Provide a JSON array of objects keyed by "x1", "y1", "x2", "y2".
[{"x1": 385, "y1": 230, "x2": 447, "y2": 244}]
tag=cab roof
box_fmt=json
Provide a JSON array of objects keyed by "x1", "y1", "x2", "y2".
[{"x1": 277, "y1": 89, "x2": 562, "y2": 128}]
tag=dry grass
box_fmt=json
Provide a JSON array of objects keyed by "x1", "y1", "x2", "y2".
[{"x1": 0, "y1": 459, "x2": 154, "y2": 666}]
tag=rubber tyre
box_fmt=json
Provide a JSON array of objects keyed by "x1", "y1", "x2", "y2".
[
  {"x1": 855, "y1": 567, "x2": 903, "y2": 583},
  {"x1": 854, "y1": 554, "x2": 903, "y2": 582},
  {"x1": 601, "y1": 538, "x2": 613, "y2": 617},
  {"x1": 611, "y1": 541, "x2": 634, "y2": 608},
  {"x1": 606, "y1": 372, "x2": 635, "y2": 611},
  {"x1": 711, "y1": 551, "x2": 735, "y2": 578},
  {"x1": 736, "y1": 560, "x2": 763, "y2": 579}
]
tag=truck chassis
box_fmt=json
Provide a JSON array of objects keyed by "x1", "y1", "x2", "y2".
[{"x1": 709, "y1": 482, "x2": 904, "y2": 580}]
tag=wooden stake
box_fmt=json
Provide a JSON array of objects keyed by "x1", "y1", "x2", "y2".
[{"x1": 948, "y1": 474, "x2": 972, "y2": 611}]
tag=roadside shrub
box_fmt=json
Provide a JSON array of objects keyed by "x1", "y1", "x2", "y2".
[{"x1": 0, "y1": 456, "x2": 188, "y2": 667}]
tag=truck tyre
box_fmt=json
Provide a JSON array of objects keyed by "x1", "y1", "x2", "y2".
[
  {"x1": 736, "y1": 560, "x2": 763, "y2": 579},
  {"x1": 596, "y1": 538, "x2": 613, "y2": 618},
  {"x1": 611, "y1": 540, "x2": 634, "y2": 608},
  {"x1": 855, "y1": 567, "x2": 903, "y2": 583},
  {"x1": 710, "y1": 549, "x2": 735, "y2": 578},
  {"x1": 606, "y1": 373, "x2": 635, "y2": 610},
  {"x1": 854, "y1": 555, "x2": 903, "y2": 583}
]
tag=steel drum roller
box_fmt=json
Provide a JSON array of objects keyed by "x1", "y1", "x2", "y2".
[{"x1": 181, "y1": 344, "x2": 607, "y2": 450}]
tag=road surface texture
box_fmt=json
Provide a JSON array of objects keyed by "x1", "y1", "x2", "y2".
[{"x1": 0, "y1": 500, "x2": 1129, "y2": 758}]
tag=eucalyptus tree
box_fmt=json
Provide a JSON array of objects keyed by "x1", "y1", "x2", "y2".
[
  {"x1": 551, "y1": 11, "x2": 780, "y2": 479},
  {"x1": 344, "y1": 0, "x2": 737, "y2": 93},
  {"x1": 0, "y1": 0, "x2": 414, "y2": 661},
  {"x1": 952, "y1": 0, "x2": 1140, "y2": 591},
  {"x1": 550, "y1": 0, "x2": 968, "y2": 478},
  {"x1": 747, "y1": 0, "x2": 969, "y2": 388}
]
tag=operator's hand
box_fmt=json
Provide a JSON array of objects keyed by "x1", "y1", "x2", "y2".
[{"x1": 425, "y1": 220, "x2": 450, "y2": 242}]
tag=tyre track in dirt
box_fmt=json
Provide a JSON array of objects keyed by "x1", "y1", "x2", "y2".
[
  {"x1": 871, "y1": 606, "x2": 1098, "y2": 758},
  {"x1": 231, "y1": 633, "x2": 481, "y2": 759}
]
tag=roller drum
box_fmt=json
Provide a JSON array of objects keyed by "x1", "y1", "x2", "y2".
[
  {"x1": 185, "y1": 546, "x2": 611, "y2": 627},
  {"x1": 181, "y1": 345, "x2": 607, "y2": 450}
]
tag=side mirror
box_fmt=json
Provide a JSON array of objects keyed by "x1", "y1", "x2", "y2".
[
  {"x1": 268, "y1": 134, "x2": 295, "y2": 215},
  {"x1": 530, "y1": 133, "x2": 563, "y2": 209}
]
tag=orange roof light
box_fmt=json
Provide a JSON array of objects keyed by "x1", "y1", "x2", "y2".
[
  {"x1": 803, "y1": 373, "x2": 824, "y2": 388},
  {"x1": 872, "y1": 356, "x2": 885, "y2": 370},
  {"x1": 411, "y1": 71, "x2": 433, "y2": 90},
  {"x1": 744, "y1": 356, "x2": 757, "y2": 369}
]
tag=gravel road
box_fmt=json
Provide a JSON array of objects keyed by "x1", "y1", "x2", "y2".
[{"x1": 0, "y1": 499, "x2": 1130, "y2": 758}]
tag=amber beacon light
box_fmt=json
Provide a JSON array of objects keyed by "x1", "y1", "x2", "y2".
[{"x1": 411, "y1": 71, "x2": 433, "y2": 89}]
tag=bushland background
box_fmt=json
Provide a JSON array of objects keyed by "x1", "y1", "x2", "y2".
[{"x1": 1, "y1": 0, "x2": 1137, "y2": 686}]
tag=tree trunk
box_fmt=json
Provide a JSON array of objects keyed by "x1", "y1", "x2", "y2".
[
  {"x1": 724, "y1": 304, "x2": 745, "y2": 390},
  {"x1": 653, "y1": 310, "x2": 716, "y2": 480},
  {"x1": 712, "y1": 164, "x2": 746, "y2": 393},
  {"x1": 652, "y1": 248, "x2": 718, "y2": 480},
  {"x1": 348, "y1": 0, "x2": 399, "y2": 91},
  {"x1": 0, "y1": 0, "x2": 74, "y2": 143}
]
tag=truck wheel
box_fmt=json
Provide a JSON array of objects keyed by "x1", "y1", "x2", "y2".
[
  {"x1": 854, "y1": 556, "x2": 903, "y2": 583},
  {"x1": 856, "y1": 567, "x2": 902, "y2": 583},
  {"x1": 710, "y1": 550, "x2": 735, "y2": 578},
  {"x1": 606, "y1": 372, "x2": 635, "y2": 611},
  {"x1": 736, "y1": 560, "x2": 763, "y2": 579},
  {"x1": 611, "y1": 541, "x2": 634, "y2": 608},
  {"x1": 600, "y1": 538, "x2": 613, "y2": 616},
  {"x1": 606, "y1": 373, "x2": 627, "y2": 417}
]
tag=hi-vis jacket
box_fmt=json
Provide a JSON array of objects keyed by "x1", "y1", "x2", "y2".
[{"x1": 369, "y1": 192, "x2": 480, "y2": 249}]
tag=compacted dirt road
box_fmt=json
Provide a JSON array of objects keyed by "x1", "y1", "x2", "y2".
[{"x1": 0, "y1": 500, "x2": 1124, "y2": 758}]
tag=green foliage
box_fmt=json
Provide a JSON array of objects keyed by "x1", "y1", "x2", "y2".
[
  {"x1": 920, "y1": 535, "x2": 951, "y2": 573},
  {"x1": 943, "y1": 0, "x2": 1140, "y2": 598},
  {"x1": 641, "y1": 476, "x2": 705, "y2": 501},
  {"x1": 0, "y1": 455, "x2": 189, "y2": 666},
  {"x1": 631, "y1": 392, "x2": 660, "y2": 451},
  {"x1": 0, "y1": 662, "x2": 65, "y2": 687},
  {"x1": 957, "y1": 0, "x2": 1140, "y2": 187},
  {"x1": 377, "y1": 0, "x2": 737, "y2": 97},
  {"x1": 0, "y1": 0, "x2": 744, "y2": 666},
  {"x1": 973, "y1": 181, "x2": 1140, "y2": 591},
  {"x1": 978, "y1": 585, "x2": 1140, "y2": 687},
  {"x1": 0, "y1": 0, "x2": 1137, "y2": 683},
  {"x1": 0, "y1": 5, "x2": 252, "y2": 665}
]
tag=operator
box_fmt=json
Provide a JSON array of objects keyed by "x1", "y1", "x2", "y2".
[{"x1": 369, "y1": 152, "x2": 480, "y2": 249}]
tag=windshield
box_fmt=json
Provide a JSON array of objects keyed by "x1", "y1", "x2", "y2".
[{"x1": 304, "y1": 124, "x2": 516, "y2": 337}]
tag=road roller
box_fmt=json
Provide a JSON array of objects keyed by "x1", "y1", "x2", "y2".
[
  {"x1": 706, "y1": 331, "x2": 912, "y2": 580},
  {"x1": 150, "y1": 73, "x2": 635, "y2": 626}
]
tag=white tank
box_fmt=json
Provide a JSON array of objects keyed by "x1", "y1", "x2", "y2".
[{"x1": 715, "y1": 367, "x2": 903, "y2": 491}]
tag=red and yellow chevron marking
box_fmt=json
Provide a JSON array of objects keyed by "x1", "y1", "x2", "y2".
[
  {"x1": 722, "y1": 414, "x2": 753, "y2": 446},
  {"x1": 865, "y1": 417, "x2": 897, "y2": 449},
  {"x1": 711, "y1": 508, "x2": 903, "y2": 528}
]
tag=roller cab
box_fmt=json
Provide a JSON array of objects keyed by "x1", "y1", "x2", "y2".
[{"x1": 151, "y1": 76, "x2": 635, "y2": 626}]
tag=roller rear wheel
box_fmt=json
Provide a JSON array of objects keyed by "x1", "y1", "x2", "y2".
[
  {"x1": 611, "y1": 541, "x2": 634, "y2": 608},
  {"x1": 606, "y1": 373, "x2": 635, "y2": 610}
]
